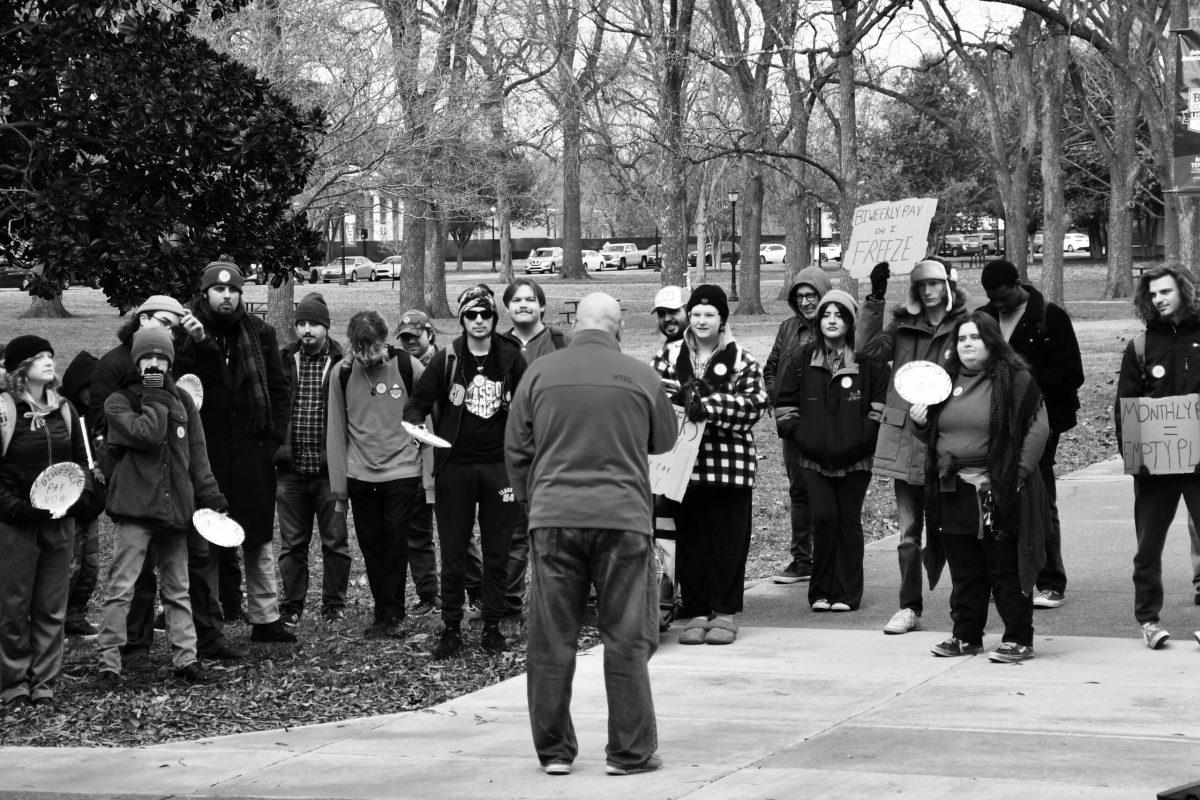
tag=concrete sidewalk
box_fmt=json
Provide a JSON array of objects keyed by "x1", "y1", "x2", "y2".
[{"x1": 2, "y1": 459, "x2": 1199, "y2": 799}]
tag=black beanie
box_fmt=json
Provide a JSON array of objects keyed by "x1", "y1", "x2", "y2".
[
  {"x1": 4, "y1": 335, "x2": 54, "y2": 372},
  {"x1": 981, "y1": 260, "x2": 1020, "y2": 290},
  {"x1": 295, "y1": 292, "x2": 331, "y2": 329},
  {"x1": 686, "y1": 284, "x2": 730, "y2": 322}
]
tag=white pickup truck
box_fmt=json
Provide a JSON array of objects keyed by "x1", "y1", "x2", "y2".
[{"x1": 599, "y1": 242, "x2": 647, "y2": 270}]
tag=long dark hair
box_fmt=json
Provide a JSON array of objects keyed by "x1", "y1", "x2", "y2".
[
  {"x1": 1133, "y1": 262, "x2": 1200, "y2": 324},
  {"x1": 943, "y1": 311, "x2": 1027, "y2": 380}
]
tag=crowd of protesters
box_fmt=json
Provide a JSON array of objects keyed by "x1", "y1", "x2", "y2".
[{"x1": 1, "y1": 252, "x2": 1197, "y2": 771}]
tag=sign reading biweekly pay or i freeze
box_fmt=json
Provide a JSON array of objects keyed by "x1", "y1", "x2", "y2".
[
  {"x1": 844, "y1": 197, "x2": 939, "y2": 278},
  {"x1": 1120, "y1": 394, "x2": 1200, "y2": 475}
]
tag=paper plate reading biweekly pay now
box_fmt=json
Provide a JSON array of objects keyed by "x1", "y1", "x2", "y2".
[
  {"x1": 894, "y1": 360, "x2": 953, "y2": 406},
  {"x1": 193, "y1": 509, "x2": 245, "y2": 547}
]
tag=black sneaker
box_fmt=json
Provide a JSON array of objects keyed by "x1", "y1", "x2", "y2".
[
  {"x1": 433, "y1": 626, "x2": 463, "y2": 659},
  {"x1": 122, "y1": 652, "x2": 155, "y2": 674},
  {"x1": 364, "y1": 617, "x2": 391, "y2": 639},
  {"x1": 481, "y1": 624, "x2": 509, "y2": 654},
  {"x1": 65, "y1": 617, "x2": 99, "y2": 637},
  {"x1": 411, "y1": 597, "x2": 441, "y2": 617},
  {"x1": 203, "y1": 642, "x2": 247, "y2": 661},
  {"x1": 280, "y1": 611, "x2": 300, "y2": 629},
  {"x1": 30, "y1": 696, "x2": 53, "y2": 708},
  {"x1": 93, "y1": 670, "x2": 121, "y2": 691},
  {"x1": 772, "y1": 560, "x2": 811, "y2": 584},
  {"x1": 174, "y1": 662, "x2": 212, "y2": 684},
  {"x1": 930, "y1": 637, "x2": 983, "y2": 657},
  {"x1": 250, "y1": 619, "x2": 298, "y2": 643},
  {"x1": 605, "y1": 754, "x2": 663, "y2": 775},
  {"x1": 321, "y1": 607, "x2": 346, "y2": 623},
  {"x1": 384, "y1": 616, "x2": 406, "y2": 638},
  {"x1": 3, "y1": 694, "x2": 31, "y2": 709}
]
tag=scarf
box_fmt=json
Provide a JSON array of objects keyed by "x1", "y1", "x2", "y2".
[
  {"x1": 926, "y1": 359, "x2": 1043, "y2": 535},
  {"x1": 192, "y1": 299, "x2": 273, "y2": 435}
]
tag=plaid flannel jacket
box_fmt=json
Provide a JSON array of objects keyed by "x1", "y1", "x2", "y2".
[{"x1": 651, "y1": 336, "x2": 767, "y2": 487}]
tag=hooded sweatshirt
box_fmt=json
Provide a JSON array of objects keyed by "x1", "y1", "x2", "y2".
[{"x1": 764, "y1": 266, "x2": 835, "y2": 402}]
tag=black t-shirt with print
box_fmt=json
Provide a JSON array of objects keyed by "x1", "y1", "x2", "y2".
[{"x1": 448, "y1": 347, "x2": 506, "y2": 464}]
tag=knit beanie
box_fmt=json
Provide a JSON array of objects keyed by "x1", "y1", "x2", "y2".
[
  {"x1": 906, "y1": 259, "x2": 958, "y2": 315},
  {"x1": 201, "y1": 261, "x2": 245, "y2": 294},
  {"x1": 980, "y1": 260, "x2": 1020, "y2": 291},
  {"x1": 686, "y1": 284, "x2": 730, "y2": 322},
  {"x1": 295, "y1": 292, "x2": 331, "y2": 329},
  {"x1": 131, "y1": 327, "x2": 175, "y2": 366},
  {"x1": 457, "y1": 283, "x2": 497, "y2": 319},
  {"x1": 815, "y1": 289, "x2": 860, "y2": 328},
  {"x1": 4, "y1": 335, "x2": 54, "y2": 372},
  {"x1": 137, "y1": 295, "x2": 186, "y2": 318}
]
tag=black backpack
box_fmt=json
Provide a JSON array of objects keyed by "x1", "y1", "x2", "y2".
[{"x1": 337, "y1": 345, "x2": 415, "y2": 402}]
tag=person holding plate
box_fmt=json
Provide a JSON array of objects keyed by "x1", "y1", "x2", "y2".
[
  {"x1": 94, "y1": 328, "x2": 227, "y2": 688},
  {"x1": 774, "y1": 290, "x2": 888, "y2": 613},
  {"x1": 0, "y1": 336, "x2": 95, "y2": 708},
  {"x1": 858, "y1": 259, "x2": 969, "y2": 636},
  {"x1": 651, "y1": 284, "x2": 767, "y2": 646},
  {"x1": 909, "y1": 313, "x2": 1050, "y2": 663}
]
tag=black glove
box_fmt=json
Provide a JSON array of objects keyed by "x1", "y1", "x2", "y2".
[
  {"x1": 12, "y1": 504, "x2": 53, "y2": 524},
  {"x1": 683, "y1": 380, "x2": 709, "y2": 423},
  {"x1": 870, "y1": 262, "x2": 890, "y2": 299},
  {"x1": 142, "y1": 368, "x2": 165, "y2": 390}
]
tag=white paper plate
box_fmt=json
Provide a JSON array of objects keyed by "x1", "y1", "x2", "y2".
[
  {"x1": 30, "y1": 462, "x2": 86, "y2": 516},
  {"x1": 192, "y1": 509, "x2": 245, "y2": 547},
  {"x1": 894, "y1": 360, "x2": 953, "y2": 406},
  {"x1": 402, "y1": 421, "x2": 451, "y2": 448},
  {"x1": 177, "y1": 374, "x2": 204, "y2": 410}
]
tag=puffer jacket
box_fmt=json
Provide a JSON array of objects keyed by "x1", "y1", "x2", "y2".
[
  {"x1": 763, "y1": 267, "x2": 835, "y2": 402},
  {"x1": 104, "y1": 377, "x2": 226, "y2": 531},
  {"x1": 856, "y1": 288, "x2": 970, "y2": 484}
]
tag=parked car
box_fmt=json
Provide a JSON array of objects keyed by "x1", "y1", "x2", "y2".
[
  {"x1": 0, "y1": 260, "x2": 32, "y2": 290},
  {"x1": 600, "y1": 242, "x2": 647, "y2": 270},
  {"x1": 582, "y1": 249, "x2": 605, "y2": 271},
  {"x1": 938, "y1": 234, "x2": 980, "y2": 257},
  {"x1": 524, "y1": 247, "x2": 562, "y2": 274},
  {"x1": 1063, "y1": 232, "x2": 1090, "y2": 252},
  {"x1": 760, "y1": 243, "x2": 787, "y2": 265},
  {"x1": 316, "y1": 256, "x2": 381, "y2": 283},
  {"x1": 818, "y1": 242, "x2": 842, "y2": 262},
  {"x1": 377, "y1": 256, "x2": 402, "y2": 278},
  {"x1": 687, "y1": 243, "x2": 739, "y2": 267},
  {"x1": 977, "y1": 231, "x2": 1001, "y2": 255},
  {"x1": 644, "y1": 244, "x2": 664, "y2": 270}
]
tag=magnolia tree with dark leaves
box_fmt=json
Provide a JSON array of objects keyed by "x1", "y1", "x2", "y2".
[{"x1": 0, "y1": 0, "x2": 324, "y2": 316}]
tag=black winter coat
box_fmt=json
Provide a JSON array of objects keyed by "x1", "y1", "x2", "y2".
[{"x1": 978, "y1": 284, "x2": 1083, "y2": 433}]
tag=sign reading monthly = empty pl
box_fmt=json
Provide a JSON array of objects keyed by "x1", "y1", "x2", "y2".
[
  {"x1": 1120, "y1": 393, "x2": 1200, "y2": 475},
  {"x1": 844, "y1": 197, "x2": 939, "y2": 279}
]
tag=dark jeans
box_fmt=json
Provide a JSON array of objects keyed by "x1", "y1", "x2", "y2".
[
  {"x1": 276, "y1": 470, "x2": 351, "y2": 616},
  {"x1": 504, "y1": 506, "x2": 530, "y2": 615},
  {"x1": 347, "y1": 477, "x2": 423, "y2": 621},
  {"x1": 125, "y1": 527, "x2": 227, "y2": 658},
  {"x1": 1035, "y1": 431, "x2": 1067, "y2": 593},
  {"x1": 782, "y1": 442, "x2": 814, "y2": 570},
  {"x1": 527, "y1": 528, "x2": 658, "y2": 769},
  {"x1": 675, "y1": 484, "x2": 753, "y2": 617},
  {"x1": 67, "y1": 517, "x2": 99, "y2": 621},
  {"x1": 941, "y1": 530, "x2": 1033, "y2": 647},
  {"x1": 212, "y1": 544, "x2": 243, "y2": 616},
  {"x1": 894, "y1": 479, "x2": 925, "y2": 615},
  {"x1": 435, "y1": 460, "x2": 519, "y2": 626},
  {"x1": 1132, "y1": 474, "x2": 1200, "y2": 624},
  {"x1": 409, "y1": 502, "x2": 439, "y2": 602},
  {"x1": 801, "y1": 469, "x2": 869, "y2": 609}
]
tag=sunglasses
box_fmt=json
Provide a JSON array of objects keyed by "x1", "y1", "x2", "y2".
[{"x1": 463, "y1": 310, "x2": 494, "y2": 321}]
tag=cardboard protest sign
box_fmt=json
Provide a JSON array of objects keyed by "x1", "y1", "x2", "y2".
[
  {"x1": 30, "y1": 462, "x2": 86, "y2": 517},
  {"x1": 843, "y1": 198, "x2": 938, "y2": 278},
  {"x1": 649, "y1": 405, "x2": 705, "y2": 502},
  {"x1": 1120, "y1": 394, "x2": 1200, "y2": 475}
]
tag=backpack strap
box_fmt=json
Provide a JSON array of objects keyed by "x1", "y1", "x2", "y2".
[
  {"x1": 0, "y1": 393, "x2": 14, "y2": 458},
  {"x1": 1132, "y1": 331, "x2": 1147, "y2": 380}
]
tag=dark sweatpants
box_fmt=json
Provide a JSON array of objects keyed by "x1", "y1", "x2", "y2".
[
  {"x1": 801, "y1": 468, "x2": 869, "y2": 609},
  {"x1": 435, "y1": 460, "x2": 519, "y2": 626},
  {"x1": 124, "y1": 527, "x2": 226, "y2": 658},
  {"x1": 1035, "y1": 431, "x2": 1067, "y2": 593},
  {"x1": 675, "y1": 484, "x2": 753, "y2": 617},
  {"x1": 1132, "y1": 473, "x2": 1200, "y2": 624},
  {"x1": 348, "y1": 477, "x2": 422, "y2": 621},
  {"x1": 941, "y1": 531, "x2": 1033, "y2": 648}
]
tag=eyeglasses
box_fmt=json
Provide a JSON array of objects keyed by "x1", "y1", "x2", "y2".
[
  {"x1": 796, "y1": 292, "x2": 820, "y2": 304},
  {"x1": 463, "y1": 310, "x2": 494, "y2": 321}
]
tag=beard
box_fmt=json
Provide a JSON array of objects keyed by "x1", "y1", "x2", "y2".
[{"x1": 353, "y1": 343, "x2": 388, "y2": 367}]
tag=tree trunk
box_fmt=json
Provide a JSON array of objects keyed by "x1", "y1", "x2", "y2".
[
  {"x1": 558, "y1": 102, "x2": 586, "y2": 279},
  {"x1": 20, "y1": 295, "x2": 70, "y2": 319},
  {"x1": 735, "y1": 167, "x2": 765, "y2": 315},
  {"x1": 399, "y1": 197, "x2": 428, "y2": 312},
  {"x1": 656, "y1": 0, "x2": 695, "y2": 288},
  {"x1": 268, "y1": 274, "x2": 296, "y2": 346},
  {"x1": 424, "y1": 211, "x2": 452, "y2": 317},
  {"x1": 834, "y1": 0, "x2": 861, "y2": 300},
  {"x1": 1039, "y1": 31, "x2": 1068, "y2": 305}
]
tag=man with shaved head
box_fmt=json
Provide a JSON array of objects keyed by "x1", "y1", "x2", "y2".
[{"x1": 506, "y1": 292, "x2": 677, "y2": 777}]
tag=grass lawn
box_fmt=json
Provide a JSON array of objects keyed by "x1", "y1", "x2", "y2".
[{"x1": 0, "y1": 257, "x2": 1138, "y2": 746}]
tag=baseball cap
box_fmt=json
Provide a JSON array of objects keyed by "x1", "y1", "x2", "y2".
[
  {"x1": 397, "y1": 310, "x2": 432, "y2": 336},
  {"x1": 652, "y1": 286, "x2": 686, "y2": 312}
]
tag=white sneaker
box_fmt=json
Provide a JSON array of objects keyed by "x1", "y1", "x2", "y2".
[
  {"x1": 884, "y1": 608, "x2": 920, "y2": 635},
  {"x1": 1141, "y1": 621, "x2": 1170, "y2": 650}
]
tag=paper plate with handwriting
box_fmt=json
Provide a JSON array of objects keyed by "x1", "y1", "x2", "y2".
[
  {"x1": 402, "y1": 421, "x2": 451, "y2": 448},
  {"x1": 193, "y1": 509, "x2": 245, "y2": 547},
  {"x1": 177, "y1": 374, "x2": 204, "y2": 410},
  {"x1": 30, "y1": 462, "x2": 86, "y2": 517},
  {"x1": 894, "y1": 360, "x2": 953, "y2": 406}
]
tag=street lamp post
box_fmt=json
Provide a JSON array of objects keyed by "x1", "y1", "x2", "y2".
[
  {"x1": 728, "y1": 189, "x2": 740, "y2": 302},
  {"x1": 490, "y1": 206, "x2": 497, "y2": 272}
]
